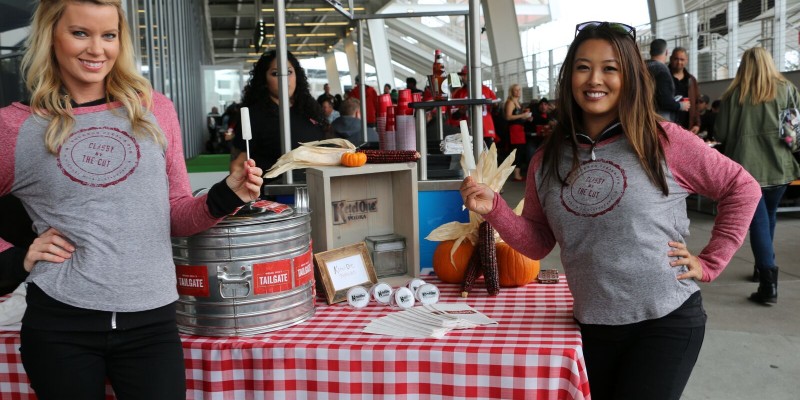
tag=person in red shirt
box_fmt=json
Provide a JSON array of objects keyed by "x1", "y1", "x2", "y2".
[
  {"x1": 348, "y1": 75, "x2": 379, "y2": 127},
  {"x1": 449, "y1": 66, "x2": 499, "y2": 148}
]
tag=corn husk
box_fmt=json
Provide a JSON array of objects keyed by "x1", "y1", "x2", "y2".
[
  {"x1": 264, "y1": 138, "x2": 356, "y2": 178},
  {"x1": 426, "y1": 143, "x2": 520, "y2": 266}
]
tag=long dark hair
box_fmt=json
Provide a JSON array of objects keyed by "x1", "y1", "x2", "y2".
[
  {"x1": 241, "y1": 50, "x2": 325, "y2": 125},
  {"x1": 542, "y1": 23, "x2": 669, "y2": 195}
]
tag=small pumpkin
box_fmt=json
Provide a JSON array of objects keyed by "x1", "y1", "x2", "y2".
[
  {"x1": 341, "y1": 151, "x2": 367, "y2": 167},
  {"x1": 495, "y1": 242, "x2": 540, "y2": 287},
  {"x1": 432, "y1": 239, "x2": 475, "y2": 283}
]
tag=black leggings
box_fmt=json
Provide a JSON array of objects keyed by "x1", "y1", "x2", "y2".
[
  {"x1": 578, "y1": 294, "x2": 706, "y2": 400},
  {"x1": 20, "y1": 320, "x2": 186, "y2": 400}
]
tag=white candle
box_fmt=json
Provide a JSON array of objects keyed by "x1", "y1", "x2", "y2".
[
  {"x1": 240, "y1": 107, "x2": 252, "y2": 161},
  {"x1": 460, "y1": 120, "x2": 476, "y2": 173}
]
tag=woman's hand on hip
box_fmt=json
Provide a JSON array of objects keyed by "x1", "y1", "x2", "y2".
[
  {"x1": 24, "y1": 228, "x2": 75, "y2": 272},
  {"x1": 460, "y1": 176, "x2": 495, "y2": 215},
  {"x1": 668, "y1": 241, "x2": 703, "y2": 281},
  {"x1": 227, "y1": 158, "x2": 264, "y2": 202}
]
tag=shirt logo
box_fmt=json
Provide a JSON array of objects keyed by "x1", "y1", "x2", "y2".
[
  {"x1": 561, "y1": 159, "x2": 627, "y2": 217},
  {"x1": 57, "y1": 126, "x2": 140, "y2": 187}
]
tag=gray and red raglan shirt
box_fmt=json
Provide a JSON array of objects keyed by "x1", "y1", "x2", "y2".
[
  {"x1": 0, "y1": 93, "x2": 225, "y2": 313},
  {"x1": 484, "y1": 122, "x2": 761, "y2": 325}
]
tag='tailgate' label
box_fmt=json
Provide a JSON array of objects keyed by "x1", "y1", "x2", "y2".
[
  {"x1": 294, "y1": 249, "x2": 313, "y2": 287},
  {"x1": 175, "y1": 265, "x2": 210, "y2": 297},
  {"x1": 253, "y1": 260, "x2": 293, "y2": 294}
]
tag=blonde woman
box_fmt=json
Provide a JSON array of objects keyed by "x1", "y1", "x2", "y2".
[
  {"x1": 504, "y1": 83, "x2": 532, "y2": 181},
  {"x1": 716, "y1": 47, "x2": 800, "y2": 303},
  {"x1": 0, "y1": 0, "x2": 262, "y2": 398}
]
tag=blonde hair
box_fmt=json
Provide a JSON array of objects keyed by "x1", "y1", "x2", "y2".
[
  {"x1": 506, "y1": 84, "x2": 522, "y2": 102},
  {"x1": 21, "y1": 0, "x2": 163, "y2": 154},
  {"x1": 722, "y1": 47, "x2": 788, "y2": 105}
]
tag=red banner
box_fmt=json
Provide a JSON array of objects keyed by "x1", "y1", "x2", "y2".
[
  {"x1": 253, "y1": 260, "x2": 293, "y2": 295},
  {"x1": 175, "y1": 265, "x2": 210, "y2": 297},
  {"x1": 294, "y1": 249, "x2": 314, "y2": 287}
]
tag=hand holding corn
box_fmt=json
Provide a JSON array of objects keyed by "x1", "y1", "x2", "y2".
[{"x1": 460, "y1": 176, "x2": 495, "y2": 215}]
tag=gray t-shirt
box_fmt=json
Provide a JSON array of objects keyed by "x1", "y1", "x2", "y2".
[{"x1": 1, "y1": 93, "x2": 221, "y2": 312}]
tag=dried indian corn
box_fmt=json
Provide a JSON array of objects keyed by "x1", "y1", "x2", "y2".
[
  {"x1": 460, "y1": 248, "x2": 482, "y2": 298},
  {"x1": 357, "y1": 149, "x2": 421, "y2": 163},
  {"x1": 479, "y1": 221, "x2": 500, "y2": 296}
]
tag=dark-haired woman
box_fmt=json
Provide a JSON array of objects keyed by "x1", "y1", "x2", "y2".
[
  {"x1": 460, "y1": 22, "x2": 760, "y2": 399},
  {"x1": 230, "y1": 50, "x2": 327, "y2": 183}
]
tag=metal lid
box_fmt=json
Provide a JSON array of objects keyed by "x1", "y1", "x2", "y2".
[
  {"x1": 391, "y1": 287, "x2": 415, "y2": 309},
  {"x1": 415, "y1": 283, "x2": 440, "y2": 305},
  {"x1": 347, "y1": 286, "x2": 370, "y2": 309},
  {"x1": 369, "y1": 282, "x2": 394, "y2": 305},
  {"x1": 218, "y1": 200, "x2": 296, "y2": 226}
]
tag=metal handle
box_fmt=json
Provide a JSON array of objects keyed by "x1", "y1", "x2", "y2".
[
  {"x1": 294, "y1": 185, "x2": 310, "y2": 214},
  {"x1": 217, "y1": 268, "x2": 252, "y2": 299}
]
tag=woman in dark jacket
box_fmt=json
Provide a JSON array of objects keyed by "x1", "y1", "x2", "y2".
[{"x1": 230, "y1": 50, "x2": 328, "y2": 183}]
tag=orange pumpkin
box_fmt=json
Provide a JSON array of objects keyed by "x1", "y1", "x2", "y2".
[
  {"x1": 495, "y1": 242, "x2": 540, "y2": 287},
  {"x1": 432, "y1": 240, "x2": 475, "y2": 283},
  {"x1": 341, "y1": 152, "x2": 367, "y2": 167}
]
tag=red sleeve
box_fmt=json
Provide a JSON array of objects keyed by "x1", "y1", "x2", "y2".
[
  {"x1": 150, "y1": 92, "x2": 225, "y2": 237},
  {"x1": 0, "y1": 104, "x2": 28, "y2": 253},
  {"x1": 661, "y1": 122, "x2": 761, "y2": 282},
  {"x1": 482, "y1": 151, "x2": 557, "y2": 260},
  {"x1": 482, "y1": 86, "x2": 497, "y2": 100}
]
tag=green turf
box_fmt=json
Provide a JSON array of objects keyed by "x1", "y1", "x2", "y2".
[{"x1": 185, "y1": 154, "x2": 230, "y2": 173}]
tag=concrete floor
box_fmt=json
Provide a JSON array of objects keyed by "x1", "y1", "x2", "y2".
[{"x1": 499, "y1": 180, "x2": 800, "y2": 400}]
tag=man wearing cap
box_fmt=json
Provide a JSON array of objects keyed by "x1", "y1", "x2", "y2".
[
  {"x1": 348, "y1": 75, "x2": 379, "y2": 128},
  {"x1": 449, "y1": 66, "x2": 500, "y2": 147},
  {"x1": 669, "y1": 47, "x2": 701, "y2": 133}
]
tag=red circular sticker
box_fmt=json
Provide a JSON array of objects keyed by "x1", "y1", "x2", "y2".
[{"x1": 57, "y1": 126, "x2": 140, "y2": 187}]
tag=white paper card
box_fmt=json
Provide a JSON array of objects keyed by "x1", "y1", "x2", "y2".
[{"x1": 326, "y1": 254, "x2": 370, "y2": 290}]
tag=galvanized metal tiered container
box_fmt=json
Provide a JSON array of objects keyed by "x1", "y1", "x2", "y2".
[{"x1": 171, "y1": 191, "x2": 314, "y2": 336}]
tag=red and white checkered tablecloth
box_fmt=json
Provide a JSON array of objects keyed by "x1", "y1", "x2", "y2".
[{"x1": 0, "y1": 276, "x2": 590, "y2": 400}]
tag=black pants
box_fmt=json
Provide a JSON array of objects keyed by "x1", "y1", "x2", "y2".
[
  {"x1": 578, "y1": 292, "x2": 706, "y2": 400},
  {"x1": 20, "y1": 320, "x2": 186, "y2": 400}
]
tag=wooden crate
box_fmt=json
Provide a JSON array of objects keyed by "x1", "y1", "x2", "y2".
[{"x1": 306, "y1": 163, "x2": 420, "y2": 285}]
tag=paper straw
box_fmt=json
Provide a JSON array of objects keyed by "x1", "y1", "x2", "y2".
[
  {"x1": 241, "y1": 107, "x2": 252, "y2": 161},
  {"x1": 460, "y1": 120, "x2": 476, "y2": 174}
]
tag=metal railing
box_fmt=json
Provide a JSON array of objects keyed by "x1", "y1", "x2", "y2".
[{"x1": 487, "y1": 0, "x2": 800, "y2": 100}]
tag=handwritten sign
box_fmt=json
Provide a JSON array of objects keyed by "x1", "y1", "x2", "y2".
[
  {"x1": 325, "y1": 254, "x2": 370, "y2": 291},
  {"x1": 314, "y1": 242, "x2": 378, "y2": 304}
]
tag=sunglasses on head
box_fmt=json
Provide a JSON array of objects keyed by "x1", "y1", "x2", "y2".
[{"x1": 575, "y1": 21, "x2": 636, "y2": 40}]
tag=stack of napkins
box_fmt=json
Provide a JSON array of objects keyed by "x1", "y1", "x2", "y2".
[
  {"x1": 440, "y1": 133, "x2": 468, "y2": 155},
  {"x1": 363, "y1": 303, "x2": 497, "y2": 339}
]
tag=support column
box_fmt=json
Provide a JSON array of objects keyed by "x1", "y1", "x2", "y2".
[
  {"x1": 366, "y1": 19, "x2": 394, "y2": 90},
  {"x1": 646, "y1": 0, "x2": 684, "y2": 36},
  {"x1": 324, "y1": 51, "x2": 343, "y2": 95},
  {"x1": 774, "y1": 0, "x2": 786, "y2": 70},
  {"x1": 470, "y1": 0, "x2": 482, "y2": 162},
  {"x1": 343, "y1": 34, "x2": 358, "y2": 86},
  {"x1": 688, "y1": 11, "x2": 698, "y2": 77},
  {"x1": 726, "y1": 0, "x2": 738, "y2": 80},
  {"x1": 481, "y1": 0, "x2": 523, "y2": 66}
]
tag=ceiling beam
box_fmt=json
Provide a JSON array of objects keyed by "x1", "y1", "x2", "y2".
[{"x1": 385, "y1": 17, "x2": 491, "y2": 67}]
